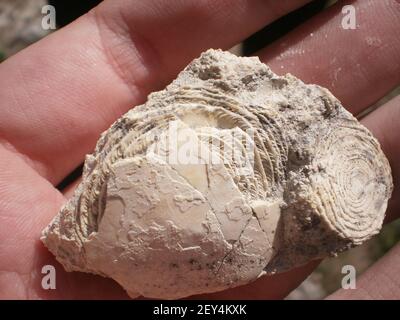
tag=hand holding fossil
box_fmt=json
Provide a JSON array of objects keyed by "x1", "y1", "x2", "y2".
[{"x1": 0, "y1": 0, "x2": 399, "y2": 299}]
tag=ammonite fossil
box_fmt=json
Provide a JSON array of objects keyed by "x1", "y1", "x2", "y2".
[{"x1": 41, "y1": 49, "x2": 393, "y2": 299}]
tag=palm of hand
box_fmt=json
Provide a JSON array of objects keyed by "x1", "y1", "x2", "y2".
[{"x1": 0, "y1": 0, "x2": 399, "y2": 299}]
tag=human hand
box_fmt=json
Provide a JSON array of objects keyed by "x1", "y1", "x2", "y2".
[{"x1": 0, "y1": 0, "x2": 399, "y2": 299}]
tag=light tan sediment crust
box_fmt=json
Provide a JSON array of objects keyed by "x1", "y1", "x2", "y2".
[{"x1": 41, "y1": 49, "x2": 393, "y2": 299}]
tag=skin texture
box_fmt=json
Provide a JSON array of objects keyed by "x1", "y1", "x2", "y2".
[
  {"x1": 0, "y1": 0, "x2": 399, "y2": 299},
  {"x1": 41, "y1": 49, "x2": 392, "y2": 299}
]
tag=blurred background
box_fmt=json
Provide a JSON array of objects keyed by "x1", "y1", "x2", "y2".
[{"x1": 1, "y1": 0, "x2": 399, "y2": 299}]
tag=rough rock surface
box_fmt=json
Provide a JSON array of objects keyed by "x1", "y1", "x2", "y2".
[{"x1": 41, "y1": 49, "x2": 393, "y2": 299}]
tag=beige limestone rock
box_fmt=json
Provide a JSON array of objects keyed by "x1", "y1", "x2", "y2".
[{"x1": 41, "y1": 49, "x2": 393, "y2": 299}]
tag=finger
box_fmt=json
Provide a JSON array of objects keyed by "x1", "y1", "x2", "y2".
[
  {"x1": 192, "y1": 261, "x2": 319, "y2": 299},
  {"x1": 0, "y1": 0, "x2": 310, "y2": 185},
  {"x1": 258, "y1": 0, "x2": 400, "y2": 116},
  {"x1": 0, "y1": 147, "x2": 129, "y2": 299},
  {"x1": 360, "y1": 95, "x2": 400, "y2": 223},
  {"x1": 327, "y1": 242, "x2": 400, "y2": 299}
]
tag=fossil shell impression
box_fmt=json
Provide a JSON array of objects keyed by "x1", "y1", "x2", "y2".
[{"x1": 41, "y1": 49, "x2": 393, "y2": 299}]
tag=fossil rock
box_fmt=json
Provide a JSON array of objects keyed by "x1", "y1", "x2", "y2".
[{"x1": 41, "y1": 49, "x2": 393, "y2": 299}]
